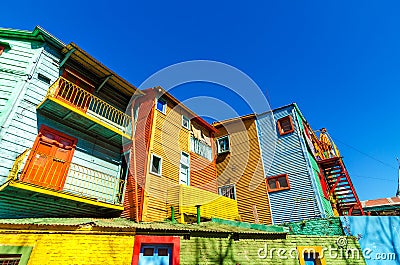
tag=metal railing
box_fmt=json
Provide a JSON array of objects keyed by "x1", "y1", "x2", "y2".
[
  {"x1": 8, "y1": 149, "x2": 124, "y2": 205},
  {"x1": 47, "y1": 77, "x2": 131, "y2": 130}
]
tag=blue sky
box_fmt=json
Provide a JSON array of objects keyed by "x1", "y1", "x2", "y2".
[{"x1": 3, "y1": 1, "x2": 400, "y2": 201}]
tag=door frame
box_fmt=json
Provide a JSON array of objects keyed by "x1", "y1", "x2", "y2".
[{"x1": 21, "y1": 125, "x2": 77, "y2": 190}]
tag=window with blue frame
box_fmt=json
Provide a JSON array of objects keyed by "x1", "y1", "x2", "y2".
[{"x1": 156, "y1": 98, "x2": 166, "y2": 114}]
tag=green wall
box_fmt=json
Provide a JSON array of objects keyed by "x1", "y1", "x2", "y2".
[{"x1": 180, "y1": 235, "x2": 366, "y2": 264}]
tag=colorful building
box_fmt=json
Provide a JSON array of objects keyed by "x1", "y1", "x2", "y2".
[
  {"x1": 213, "y1": 114, "x2": 273, "y2": 225},
  {"x1": 257, "y1": 103, "x2": 365, "y2": 224},
  {"x1": 0, "y1": 218, "x2": 367, "y2": 265},
  {"x1": 0, "y1": 26, "x2": 142, "y2": 218},
  {"x1": 124, "y1": 87, "x2": 239, "y2": 223}
]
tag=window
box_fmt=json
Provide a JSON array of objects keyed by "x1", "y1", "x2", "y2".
[
  {"x1": 38, "y1": 73, "x2": 51, "y2": 84},
  {"x1": 217, "y1": 136, "x2": 230, "y2": 154},
  {"x1": 219, "y1": 184, "x2": 236, "y2": 200},
  {"x1": 297, "y1": 246, "x2": 326, "y2": 265},
  {"x1": 190, "y1": 137, "x2": 212, "y2": 161},
  {"x1": 132, "y1": 235, "x2": 180, "y2": 265},
  {"x1": 156, "y1": 98, "x2": 167, "y2": 114},
  {"x1": 267, "y1": 174, "x2": 290, "y2": 192},
  {"x1": 179, "y1": 152, "x2": 190, "y2": 185},
  {"x1": 150, "y1": 154, "x2": 162, "y2": 176},
  {"x1": 182, "y1": 115, "x2": 190, "y2": 129},
  {"x1": 0, "y1": 246, "x2": 32, "y2": 265},
  {"x1": 0, "y1": 255, "x2": 21, "y2": 265},
  {"x1": 277, "y1": 116, "x2": 294, "y2": 135}
]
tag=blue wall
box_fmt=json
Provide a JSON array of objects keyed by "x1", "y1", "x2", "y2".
[
  {"x1": 257, "y1": 105, "x2": 326, "y2": 224},
  {"x1": 340, "y1": 216, "x2": 400, "y2": 265}
]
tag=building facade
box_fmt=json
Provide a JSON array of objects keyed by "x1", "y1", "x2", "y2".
[
  {"x1": 213, "y1": 114, "x2": 273, "y2": 225},
  {"x1": 0, "y1": 27, "x2": 142, "y2": 218},
  {"x1": 124, "y1": 87, "x2": 239, "y2": 223},
  {"x1": 257, "y1": 103, "x2": 364, "y2": 223}
]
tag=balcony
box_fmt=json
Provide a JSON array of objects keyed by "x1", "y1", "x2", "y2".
[
  {"x1": 37, "y1": 77, "x2": 132, "y2": 145},
  {"x1": 167, "y1": 184, "x2": 239, "y2": 223},
  {"x1": 0, "y1": 149, "x2": 125, "y2": 218}
]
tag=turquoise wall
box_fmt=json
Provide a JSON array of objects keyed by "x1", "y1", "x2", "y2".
[
  {"x1": 340, "y1": 216, "x2": 400, "y2": 265},
  {"x1": 0, "y1": 31, "x2": 126, "y2": 206}
]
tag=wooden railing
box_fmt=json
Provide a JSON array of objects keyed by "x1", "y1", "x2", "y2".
[
  {"x1": 8, "y1": 149, "x2": 125, "y2": 205},
  {"x1": 47, "y1": 77, "x2": 131, "y2": 131}
]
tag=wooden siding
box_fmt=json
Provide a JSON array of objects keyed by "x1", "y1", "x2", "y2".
[
  {"x1": 0, "y1": 41, "x2": 60, "y2": 185},
  {"x1": 142, "y1": 99, "x2": 191, "y2": 221},
  {"x1": 190, "y1": 152, "x2": 218, "y2": 193},
  {"x1": 215, "y1": 117, "x2": 273, "y2": 225},
  {"x1": 0, "y1": 37, "x2": 128, "y2": 215},
  {"x1": 257, "y1": 105, "x2": 325, "y2": 224}
]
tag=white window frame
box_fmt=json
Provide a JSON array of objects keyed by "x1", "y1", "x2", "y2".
[
  {"x1": 156, "y1": 98, "x2": 167, "y2": 114},
  {"x1": 179, "y1": 151, "x2": 190, "y2": 185},
  {"x1": 217, "y1": 135, "x2": 230, "y2": 154},
  {"x1": 218, "y1": 184, "x2": 236, "y2": 200},
  {"x1": 150, "y1": 154, "x2": 162, "y2": 176},
  {"x1": 182, "y1": 115, "x2": 190, "y2": 130}
]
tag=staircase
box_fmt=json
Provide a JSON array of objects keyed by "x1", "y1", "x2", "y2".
[{"x1": 318, "y1": 157, "x2": 365, "y2": 216}]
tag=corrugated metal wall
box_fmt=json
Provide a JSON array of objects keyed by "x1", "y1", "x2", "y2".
[
  {"x1": 142, "y1": 99, "x2": 191, "y2": 221},
  {"x1": 293, "y1": 106, "x2": 334, "y2": 217},
  {"x1": 215, "y1": 117, "x2": 273, "y2": 224},
  {"x1": 257, "y1": 105, "x2": 324, "y2": 224},
  {"x1": 122, "y1": 94, "x2": 154, "y2": 220}
]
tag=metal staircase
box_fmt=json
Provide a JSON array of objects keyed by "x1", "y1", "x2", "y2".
[{"x1": 318, "y1": 157, "x2": 365, "y2": 216}]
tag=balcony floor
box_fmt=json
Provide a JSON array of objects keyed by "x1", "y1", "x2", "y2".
[
  {"x1": 37, "y1": 97, "x2": 131, "y2": 146},
  {"x1": 0, "y1": 180, "x2": 124, "y2": 218}
]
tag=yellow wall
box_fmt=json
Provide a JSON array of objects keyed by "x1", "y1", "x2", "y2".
[
  {"x1": 0, "y1": 231, "x2": 134, "y2": 265},
  {"x1": 215, "y1": 117, "x2": 273, "y2": 224},
  {"x1": 143, "y1": 99, "x2": 191, "y2": 221}
]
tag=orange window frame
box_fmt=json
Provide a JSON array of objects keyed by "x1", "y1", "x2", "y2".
[
  {"x1": 266, "y1": 174, "x2": 290, "y2": 192},
  {"x1": 277, "y1": 116, "x2": 294, "y2": 135}
]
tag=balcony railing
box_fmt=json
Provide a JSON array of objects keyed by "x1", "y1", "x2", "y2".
[
  {"x1": 47, "y1": 77, "x2": 131, "y2": 134},
  {"x1": 167, "y1": 184, "x2": 239, "y2": 223},
  {"x1": 8, "y1": 149, "x2": 124, "y2": 205}
]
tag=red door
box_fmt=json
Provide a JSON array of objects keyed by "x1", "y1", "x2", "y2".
[{"x1": 21, "y1": 126, "x2": 77, "y2": 191}]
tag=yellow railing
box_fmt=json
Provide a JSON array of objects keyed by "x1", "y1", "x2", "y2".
[
  {"x1": 167, "y1": 184, "x2": 240, "y2": 223},
  {"x1": 306, "y1": 125, "x2": 340, "y2": 160},
  {"x1": 47, "y1": 77, "x2": 131, "y2": 130},
  {"x1": 7, "y1": 148, "x2": 31, "y2": 181},
  {"x1": 8, "y1": 149, "x2": 124, "y2": 205}
]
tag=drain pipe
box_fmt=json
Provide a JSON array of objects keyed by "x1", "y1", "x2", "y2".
[
  {"x1": 196, "y1": 205, "x2": 201, "y2": 224},
  {"x1": 171, "y1": 206, "x2": 175, "y2": 223}
]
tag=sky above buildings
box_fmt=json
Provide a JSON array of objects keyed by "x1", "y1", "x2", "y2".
[{"x1": 3, "y1": 1, "x2": 400, "y2": 201}]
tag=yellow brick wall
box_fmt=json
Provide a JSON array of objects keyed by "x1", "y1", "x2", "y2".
[{"x1": 0, "y1": 232, "x2": 134, "y2": 265}]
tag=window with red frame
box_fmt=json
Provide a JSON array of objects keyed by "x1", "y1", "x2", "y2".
[
  {"x1": 267, "y1": 174, "x2": 290, "y2": 192},
  {"x1": 277, "y1": 116, "x2": 294, "y2": 135}
]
